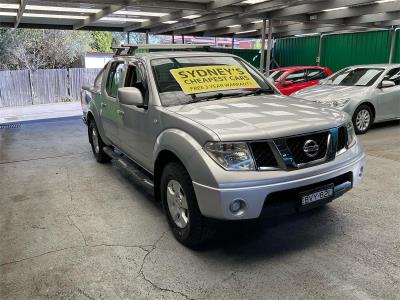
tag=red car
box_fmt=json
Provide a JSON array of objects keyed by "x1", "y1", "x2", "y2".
[{"x1": 267, "y1": 66, "x2": 333, "y2": 95}]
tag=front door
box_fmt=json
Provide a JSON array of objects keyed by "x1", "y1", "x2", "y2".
[
  {"x1": 101, "y1": 61, "x2": 125, "y2": 144},
  {"x1": 280, "y1": 69, "x2": 309, "y2": 95},
  {"x1": 116, "y1": 62, "x2": 156, "y2": 171},
  {"x1": 376, "y1": 68, "x2": 400, "y2": 120}
]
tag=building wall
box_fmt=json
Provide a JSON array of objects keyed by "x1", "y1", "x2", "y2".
[{"x1": 83, "y1": 54, "x2": 113, "y2": 69}]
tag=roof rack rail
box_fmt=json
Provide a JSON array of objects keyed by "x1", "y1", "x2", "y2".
[
  {"x1": 111, "y1": 46, "x2": 131, "y2": 56},
  {"x1": 111, "y1": 44, "x2": 213, "y2": 57}
]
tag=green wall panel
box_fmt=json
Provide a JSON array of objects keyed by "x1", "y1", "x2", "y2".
[
  {"x1": 147, "y1": 47, "x2": 261, "y2": 68},
  {"x1": 320, "y1": 31, "x2": 392, "y2": 72},
  {"x1": 391, "y1": 30, "x2": 400, "y2": 63},
  {"x1": 273, "y1": 30, "x2": 394, "y2": 73},
  {"x1": 212, "y1": 48, "x2": 261, "y2": 67},
  {"x1": 273, "y1": 36, "x2": 320, "y2": 67}
]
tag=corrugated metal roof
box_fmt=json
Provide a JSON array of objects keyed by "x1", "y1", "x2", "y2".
[{"x1": 0, "y1": 0, "x2": 398, "y2": 38}]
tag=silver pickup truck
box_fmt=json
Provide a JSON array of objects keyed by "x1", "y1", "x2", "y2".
[{"x1": 81, "y1": 45, "x2": 366, "y2": 247}]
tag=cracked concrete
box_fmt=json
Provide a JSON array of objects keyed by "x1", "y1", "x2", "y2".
[{"x1": 0, "y1": 117, "x2": 399, "y2": 299}]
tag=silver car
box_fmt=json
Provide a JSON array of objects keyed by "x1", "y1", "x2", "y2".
[
  {"x1": 293, "y1": 64, "x2": 400, "y2": 134},
  {"x1": 82, "y1": 49, "x2": 365, "y2": 246}
]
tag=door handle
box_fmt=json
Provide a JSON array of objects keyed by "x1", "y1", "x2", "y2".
[
  {"x1": 101, "y1": 102, "x2": 107, "y2": 108},
  {"x1": 117, "y1": 110, "x2": 125, "y2": 116}
]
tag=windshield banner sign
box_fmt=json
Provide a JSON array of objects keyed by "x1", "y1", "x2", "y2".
[{"x1": 170, "y1": 65, "x2": 260, "y2": 94}]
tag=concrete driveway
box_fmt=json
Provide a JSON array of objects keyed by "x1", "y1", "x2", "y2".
[{"x1": 1, "y1": 117, "x2": 399, "y2": 299}]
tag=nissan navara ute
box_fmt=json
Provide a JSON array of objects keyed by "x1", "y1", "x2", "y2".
[{"x1": 81, "y1": 45, "x2": 366, "y2": 247}]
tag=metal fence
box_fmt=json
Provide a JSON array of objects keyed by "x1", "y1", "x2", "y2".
[
  {"x1": 0, "y1": 68, "x2": 101, "y2": 107},
  {"x1": 273, "y1": 29, "x2": 399, "y2": 72}
]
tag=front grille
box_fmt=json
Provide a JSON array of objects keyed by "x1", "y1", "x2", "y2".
[
  {"x1": 249, "y1": 142, "x2": 279, "y2": 169},
  {"x1": 285, "y1": 131, "x2": 329, "y2": 165},
  {"x1": 337, "y1": 126, "x2": 347, "y2": 152},
  {"x1": 249, "y1": 126, "x2": 349, "y2": 171}
]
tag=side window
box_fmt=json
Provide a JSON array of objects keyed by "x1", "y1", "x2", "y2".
[
  {"x1": 284, "y1": 70, "x2": 307, "y2": 85},
  {"x1": 106, "y1": 62, "x2": 125, "y2": 98},
  {"x1": 125, "y1": 62, "x2": 149, "y2": 105},
  {"x1": 307, "y1": 69, "x2": 327, "y2": 81},
  {"x1": 384, "y1": 68, "x2": 400, "y2": 85}
]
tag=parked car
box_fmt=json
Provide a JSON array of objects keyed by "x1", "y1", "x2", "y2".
[
  {"x1": 81, "y1": 46, "x2": 365, "y2": 247},
  {"x1": 268, "y1": 66, "x2": 332, "y2": 95},
  {"x1": 292, "y1": 64, "x2": 400, "y2": 134}
]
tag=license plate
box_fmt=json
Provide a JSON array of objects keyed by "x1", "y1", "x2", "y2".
[{"x1": 300, "y1": 184, "x2": 334, "y2": 206}]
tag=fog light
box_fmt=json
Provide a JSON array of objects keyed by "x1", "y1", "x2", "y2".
[{"x1": 229, "y1": 199, "x2": 246, "y2": 215}]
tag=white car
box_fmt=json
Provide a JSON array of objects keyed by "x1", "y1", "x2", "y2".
[{"x1": 293, "y1": 64, "x2": 400, "y2": 134}]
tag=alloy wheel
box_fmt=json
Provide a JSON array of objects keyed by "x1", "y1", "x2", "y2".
[
  {"x1": 91, "y1": 127, "x2": 100, "y2": 154},
  {"x1": 166, "y1": 180, "x2": 189, "y2": 229},
  {"x1": 356, "y1": 109, "x2": 371, "y2": 132}
]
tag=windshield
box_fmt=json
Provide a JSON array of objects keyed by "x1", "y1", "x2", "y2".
[
  {"x1": 268, "y1": 70, "x2": 286, "y2": 83},
  {"x1": 323, "y1": 67, "x2": 384, "y2": 87},
  {"x1": 151, "y1": 56, "x2": 274, "y2": 106}
]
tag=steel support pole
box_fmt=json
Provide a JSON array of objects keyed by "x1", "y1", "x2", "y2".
[
  {"x1": 231, "y1": 35, "x2": 235, "y2": 51},
  {"x1": 172, "y1": 33, "x2": 175, "y2": 44},
  {"x1": 127, "y1": 32, "x2": 130, "y2": 44},
  {"x1": 317, "y1": 34, "x2": 323, "y2": 66},
  {"x1": 260, "y1": 19, "x2": 266, "y2": 72},
  {"x1": 389, "y1": 28, "x2": 397, "y2": 63},
  {"x1": 265, "y1": 19, "x2": 273, "y2": 76},
  {"x1": 145, "y1": 31, "x2": 149, "y2": 44},
  {"x1": 182, "y1": 35, "x2": 185, "y2": 44}
]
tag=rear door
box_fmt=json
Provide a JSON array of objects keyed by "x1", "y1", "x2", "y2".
[
  {"x1": 279, "y1": 69, "x2": 308, "y2": 95},
  {"x1": 101, "y1": 61, "x2": 125, "y2": 144},
  {"x1": 376, "y1": 67, "x2": 400, "y2": 120}
]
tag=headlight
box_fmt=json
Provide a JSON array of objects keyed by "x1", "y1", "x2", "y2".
[
  {"x1": 346, "y1": 122, "x2": 357, "y2": 148},
  {"x1": 204, "y1": 142, "x2": 255, "y2": 171},
  {"x1": 326, "y1": 98, "x2": 351, "y2": 108}
]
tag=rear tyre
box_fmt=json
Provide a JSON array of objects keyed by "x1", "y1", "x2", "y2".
[
  {"x1": 160, "y1": 162, "x2": 215, "y2": 247},
  {"x1": 353, "y1": 104, "x2": 373, "y2": 134},
  {"x1": 88, "y1": 120, "x2": 111, "y2": 163}
]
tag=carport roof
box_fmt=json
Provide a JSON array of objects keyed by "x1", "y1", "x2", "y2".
[{"x1": 0, "y1": 0, "x2": 400, "y2": 38}]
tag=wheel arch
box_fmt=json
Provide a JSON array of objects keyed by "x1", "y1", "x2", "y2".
[
  {"x1": 154, "y1": 150, "x2": 187, "y2": 202},
  {"x1": 152, "y1": 129, "x2": 218, "y2": 202},
  {"x1": 86, "y1": 111, "x2": 95, "y2": 144},
  {"x1": 86, "y1": 108, "x2": 111, "y2": 145},
  {"x1": 86, "y1": 111, "x2": 95, "y2": 124},
  {"x1": 357, "y1": 101, "x2": 376, "y2": 121}
]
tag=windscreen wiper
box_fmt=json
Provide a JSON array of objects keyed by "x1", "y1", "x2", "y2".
[
  {"x1": 188, "y1": 92, "x2": 243, "y2": 104},
  {"x1": 241, "y1": 88, "x2": 274, "y2": 96}
]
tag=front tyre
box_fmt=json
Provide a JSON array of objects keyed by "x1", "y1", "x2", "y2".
[
  {"x1": 353, "y1": 104, "x2": 373, "y2": 134},
  {"x1": 160, "y1": 162, "x2": 215, "y2": 247},
  {"x1": 88, "y1": 120, "x2": 111, "y2": 163}
]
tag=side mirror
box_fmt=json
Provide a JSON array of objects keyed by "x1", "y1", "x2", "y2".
[
  {"x1": 118, "y1": 87, "x2": 144, "y2": 107},
  {"x1": 282, "y1": 81, "x2": 293, "y2": 87},
  {"x1": 380, "y1": 80, "x2": 395, "y2": 89}
]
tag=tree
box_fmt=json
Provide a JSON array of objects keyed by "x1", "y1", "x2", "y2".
[
  {"x1": 0, "y1": 29, "x2": 19, "y2": 70},
  {"x1": 90, "y1": 31, "x2": 113, "y2": 53},
  {"x1": 0, "y1": 29, "x2": 92, "y2": 70},
  {"x1": 0, "y1": 28, "x2": 172, "y2": 71},
  {"x1": 112, "y1": 32, "x2": 168, "y2": 46},
  {"x1": 127, "y1": 32, "x2": 146, "y2": 44}
]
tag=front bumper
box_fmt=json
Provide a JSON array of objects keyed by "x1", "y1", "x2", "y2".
[{"x1": 193, "y1": 152, "x2": 366, "y2": 220}]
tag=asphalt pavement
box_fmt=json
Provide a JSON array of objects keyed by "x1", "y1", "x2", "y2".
[{"x1": 0, "y1": 117, "x2": 399, "y2": 299}]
